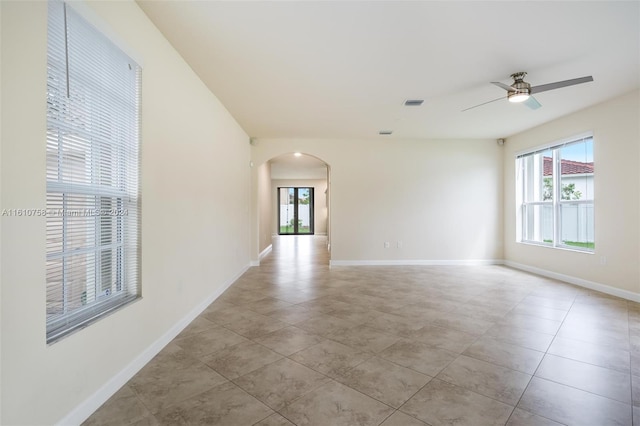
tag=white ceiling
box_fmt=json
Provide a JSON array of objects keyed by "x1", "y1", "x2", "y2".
[{"x1": 138, "y1": 1, "x2": 640, "y2": 140}]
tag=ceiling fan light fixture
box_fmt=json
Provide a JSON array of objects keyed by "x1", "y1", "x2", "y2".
[{"x1": 508, "y1": 91, "x2": 530, "y2": 103}]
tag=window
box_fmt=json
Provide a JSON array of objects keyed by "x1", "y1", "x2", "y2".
[
  {"x1": 517, "y1": 135, "x2": 594, "y2": 251},
  {"x1": 46, "y1": 1, "x2": 141, "y2": 343}
]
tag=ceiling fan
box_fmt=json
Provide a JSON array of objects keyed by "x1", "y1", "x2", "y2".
[{"x1": 463, "y1": 72, "x2": 593, "y2": 112}]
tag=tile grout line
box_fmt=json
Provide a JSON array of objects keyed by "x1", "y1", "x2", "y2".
[{"x1": 506, "y1": 291, "x2": 577, "y2": 425}]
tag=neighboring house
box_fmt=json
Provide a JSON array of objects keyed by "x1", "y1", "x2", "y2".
[
  {"x1": 543, "y1": 156, "x2": 594, "y2": 199},
  {"x1": 542, "y1": 156, "x2": 595, "y2": 244}
]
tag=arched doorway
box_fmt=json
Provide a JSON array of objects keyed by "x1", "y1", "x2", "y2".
[{"x1": 253, "y1": 152, "x2": 331, "y2": 265}]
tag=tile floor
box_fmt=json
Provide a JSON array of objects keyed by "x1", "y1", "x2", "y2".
[{"x1": 84, "y1": 236, "x2": 640, "y2": 425}]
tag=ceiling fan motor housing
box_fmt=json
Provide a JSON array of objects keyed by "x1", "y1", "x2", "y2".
[{"x1": 508, "y1": 72, "x2": 531, "y2": 101}]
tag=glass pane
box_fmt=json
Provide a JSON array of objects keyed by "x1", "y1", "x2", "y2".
[
  {"x1": 51, "y1": 251, "x2": 96, "y2": 316},
  {"x1": 524, "y1": 204, "x2": 553, "y2": 244},
  {"x1": 297, "y1": 188, "x2": 311, "y2": 234},
  {"x1": 560, "y1": 138, "x2": 593, "y2": 201},
  {"x1": 523, "y1": 149, "x2": 553, "y2": 202},
  {"x1": 46, "y1": 258, "x2": 64, "y2": 318},
  {"x1": 279, "y1": 188, "x2": 294, "y2": 234},
  {"x1": 560, "y1": 202, "x2": 595, "y2": 250}
]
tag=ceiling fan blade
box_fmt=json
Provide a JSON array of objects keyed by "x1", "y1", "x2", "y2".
[
  {"x1": 462, "y1": 96, "x2": 504, "y2": 112},
  {"x1": 491, "y1": 81, "x2": 515, "y2": 92},
  {"x1": 530, "y1": 76, "x2": 593, "y2": 94},
  {"x1": 523, "y1": 96, "x2": 541, "y2": 110}
]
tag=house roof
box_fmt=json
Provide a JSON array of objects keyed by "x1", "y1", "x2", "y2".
[{"x1": 544, "y1": 156, "x2": 594, "y2": 176}]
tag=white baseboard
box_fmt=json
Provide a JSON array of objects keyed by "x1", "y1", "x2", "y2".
[
  {"x1": 259, "y1": 244, "x2": 272, "y2": 260},
  {"x1": 58, "y1": 264, "x2": 250, "y2": 426},
  {"x1": 250, "y1": 244, "x2": 273, "y2": 266},
  {"x1": 329, "y1": 259, "x2": 503, "y2": 267},
  {"x1": 503, "y1": 260, "x2": 640, "y2": 303}
]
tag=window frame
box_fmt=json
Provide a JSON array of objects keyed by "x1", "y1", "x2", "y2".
[
  {"x1": 46, "y1": 0, "x2": 141, "y2": 343},
  {"x1": 516, "y1": 133, "x2": 594, "y2": 253},
  {"x1": 277, "y1": 187, "x2": 315, "y2": 235}
]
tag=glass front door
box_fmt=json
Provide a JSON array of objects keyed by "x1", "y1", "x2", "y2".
[{"x1": 278, "y1": 187, "x2": 314, "y2": 235}]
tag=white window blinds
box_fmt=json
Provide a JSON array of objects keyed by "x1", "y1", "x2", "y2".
[{"x1": 46, "y1": 0, "x2": 141, "y2": 343}]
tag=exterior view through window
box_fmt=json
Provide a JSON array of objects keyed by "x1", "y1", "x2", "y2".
[
  {"x1": 517, "y1": 136, "x2": 594, "y2": 251},
  {"x1": 278, "y1": 187, "x2": 314, "y2": 235}
]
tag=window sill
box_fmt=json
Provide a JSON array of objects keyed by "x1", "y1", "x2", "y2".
[{"x1": 517, "y1": 240, "x2": 595, "y2": 254}]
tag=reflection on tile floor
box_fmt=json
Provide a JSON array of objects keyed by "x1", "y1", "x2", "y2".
[{"x1": 84, "y1": 236, "x2": 638, "y2": 425}]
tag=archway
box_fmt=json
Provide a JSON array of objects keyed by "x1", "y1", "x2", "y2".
[{"x1": 252, "y1": 151, "x2": 331, "y2": 265}]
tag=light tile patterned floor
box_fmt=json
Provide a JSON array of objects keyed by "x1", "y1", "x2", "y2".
[{"x1": 84, "y1": 236, "x2": 640, "y2": 425}]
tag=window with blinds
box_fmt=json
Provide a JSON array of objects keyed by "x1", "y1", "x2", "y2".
[
  {"x1": 46, "y1": 0, "x2": 141, "y2": 343},
  {"x1": 516, "y1": 135, "x2": 594, "y2": 252}
]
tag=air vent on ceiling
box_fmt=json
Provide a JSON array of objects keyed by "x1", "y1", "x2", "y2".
[
  {"x1": 379, "y1": 130, "x2": 393, "y2": 135},
  {"x1": 404, "y1": 99, "x2": 424, "y2": 106}
]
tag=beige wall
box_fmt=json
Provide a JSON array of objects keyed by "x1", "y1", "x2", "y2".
[
  {"x1": 0, "y1": 1, "x2": 250, "y2": 424},
  {"x1": 252, "y1": 139, "x2": 504, "y2": 263},
  {"x1": 0, "y1": 2, "x2": 3, "y2": 421},
  {"x1": 503, "y1": 90, "x2": 640, "y2": 295},
  {"x1": 257, "y1": 162, "x2": 272, "y2": 253},
  {"x1": 272, "y1": 179, "x2": 328, "y2": 236}
]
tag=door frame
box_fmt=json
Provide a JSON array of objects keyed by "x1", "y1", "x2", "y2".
[{"x1": 277, "y1": 187, "x2": 314, "y2": 235}]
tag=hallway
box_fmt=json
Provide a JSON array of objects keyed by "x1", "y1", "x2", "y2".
[
  {"x1": 263, "y1": 235, "x2": 330, "y2": 268},
  {"x1": 85, "y1": 236, "x2": 638, "y2": 425}
]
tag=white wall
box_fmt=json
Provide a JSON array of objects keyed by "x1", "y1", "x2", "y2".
[
  {"x1": 0, "y1": 1, "x2": 250, "y2": 424},
  {"x1": 272, "y1": 179, "x2": 328, "y2": 235},
  {"x1": 504, "y1": 90, "x2": 640, "y2": 294},
  {"x1": 252, "y1": 139, "x2": 504, "y2": 264},
  {"x1": 0, "y1": 2, "x2": 3, "y2": 421},
  {"x1": 257, "y1": 162, "x2": 272, "y2": 253}
]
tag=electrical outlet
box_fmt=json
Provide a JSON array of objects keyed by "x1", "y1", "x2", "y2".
[
  {"x1": 600, "y1": 256, "x2": 607, "y2": 265},
  {"x1": 397, "y1": 241, "x2": 403, "y2": 249},
  {"x1": 384, "y1": 242, "x2": 390, "y2": 249}
]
